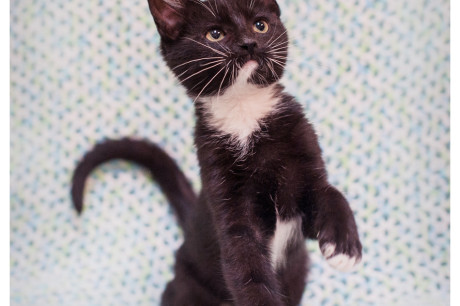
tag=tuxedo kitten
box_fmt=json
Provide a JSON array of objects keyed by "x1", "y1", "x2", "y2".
[{"x1": 71, "y1": 0, "x2": 362, "y2": 305}]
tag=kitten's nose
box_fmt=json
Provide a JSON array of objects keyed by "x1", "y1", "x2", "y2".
[{"x1": 240, "y1": 42, "x2": 257, "y2": 55}]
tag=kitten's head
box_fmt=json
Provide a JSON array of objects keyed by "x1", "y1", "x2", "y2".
[{"x1": 147, "y1": 0, "x2": 288, "y2": 99}]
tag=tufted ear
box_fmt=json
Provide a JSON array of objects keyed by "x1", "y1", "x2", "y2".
[{"x1": 147, "y1": 0, "x2": 185, "y2": 40}]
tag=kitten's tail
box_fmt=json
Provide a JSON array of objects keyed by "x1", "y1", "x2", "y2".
[{"x1": 71, "y1": 138, "x2": 197, "y2": 226}]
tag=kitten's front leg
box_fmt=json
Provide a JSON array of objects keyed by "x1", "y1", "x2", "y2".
[
  {"x1": 212, "y1": 200, "x2": 284, "y2": 306},
  {"x1": 308, "y1": 184, "x2": 362, "y2": 272}
]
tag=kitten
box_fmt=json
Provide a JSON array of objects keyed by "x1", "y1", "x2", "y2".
[{"x1": 71, "y1": 0, "x2": 362, "y2": 305}]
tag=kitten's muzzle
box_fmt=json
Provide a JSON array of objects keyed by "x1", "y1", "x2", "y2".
[{"x1": 240, "y1": 42, "x2": 257, "y2": 56}]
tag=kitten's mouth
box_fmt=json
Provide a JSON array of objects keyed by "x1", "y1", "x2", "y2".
[{"x1": 230, "y1": 55, "x2": 282, "y2": 89}]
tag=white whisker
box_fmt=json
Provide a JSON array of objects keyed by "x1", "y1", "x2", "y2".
[
  {"x1": 264, "y1": 58, "x2": 279, "y2": 80},
  {"x1": 269, "y1": 48, "x2": 288, "y2": 54},
  {"x1": 255, "y1": 71, "x2": 267, "y2": 85},
  {"x1": 180, "y1": 61, "x2": 224, "y2": 83},
  {"x1": 268, "y1": 29, "x2": 288, "y2": 48},
  {"x1": 270, "y1": 40, "x2": 289, "y2": 50},
  {"x1": 216, "y1": 40, "x2": 231, "y2": 53},
  {"x1": 217, "y1": 62, "x2": 231, "y2": 98},
  {"x1": 200, "y1": 58, "x2": 227, "y2": 67},
  {"x1": 176, "y1": 68, "x2": 191, "y2": 79},
  {"x1": 268, "y1": 57, "x2": 285, "y2": 69},
  {"x1": 270, "y1": 45, "x2": 289, "y2": 51},
  {"x1": 191, "y1": 0, "x2": 216, "y2": 17},
  {"x1": 193, "y1": 65, "x2": 227, "y2": 103},
  {"x1": 188, "y1": 77, "x2": 207, "y2": 91},
  {"x1": 269, "y1": 57, "x2": 285, "y2": 65},
  {"x1": 212, "y1": 0, "x2": 219, "y2": 15},
  {"x1": 268, "y1": 50, "x2": 288, "y2": 55},
  {"x1": 172, "y1": 56, "x2": 224, "y2": 71},
  {"x1": 269, "y1": 55, "x2": 288, "y2": 60},
  {"x1": 184, "y1": 37, "x2": 227, "y2": 56},
  {"x1": 266, "y1": 20, "x2": 280, "y2": 46}
]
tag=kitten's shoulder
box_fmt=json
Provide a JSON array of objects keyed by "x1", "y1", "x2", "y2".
[
  {"x1": 269, "y1": 89, "x2": 321, "y2": 145},
  {"x1": 272, "y1": 88, "x2": 312, "y2": 126}
]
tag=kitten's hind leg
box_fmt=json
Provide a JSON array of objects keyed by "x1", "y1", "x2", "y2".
[
  {"x1": 161, "y1": 244, "x2": 230, "y2": 306},
  {"x1": 161, "y1": 265, "x2": 226, "y2": 306},
  {"x1": 277, "y1": 244, "x2": 309, "y2": 306}
]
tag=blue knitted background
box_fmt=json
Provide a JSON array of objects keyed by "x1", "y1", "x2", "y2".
[{"x1": 11, "y1": 0, "x2": 450, "y2": 305}]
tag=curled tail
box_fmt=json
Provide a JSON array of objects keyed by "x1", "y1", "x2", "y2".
[{"x1": 71, "y1": 138, "x2": 197, "y2": 226}]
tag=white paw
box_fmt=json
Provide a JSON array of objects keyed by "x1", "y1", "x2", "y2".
[
  {"x1": 321, "y1": 243, "x2": 336, "y2": 258},
  {"x1": 321, "y1": 243, "x2": 361, "y2": 272},
  {"x1": 327, "y1": 253, "x2": 360, "y2": 272}
]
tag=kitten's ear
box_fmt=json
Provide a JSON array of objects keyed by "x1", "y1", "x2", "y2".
[
  {"x1": 263, "y1": 0, "x2": 281, "y2": 17},
  {"x1": 147, "y1": 0, "x2": 185, "y2": 40}
]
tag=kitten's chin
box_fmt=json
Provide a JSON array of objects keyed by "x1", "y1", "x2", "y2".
[
  {"x1": 242, "y1": 60, "x2": 259, "y2": 70},
  {"x1": 238, "y1": 60, "x2": 259, "y2": 83}
]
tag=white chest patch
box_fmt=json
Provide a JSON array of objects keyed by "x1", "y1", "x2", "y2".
[
  {"x1": 270, "y1": 216, "x2": 302, "y2": 270},
  {"x1": 200, "y1": 61, "x2": 279, "y2": 147}
]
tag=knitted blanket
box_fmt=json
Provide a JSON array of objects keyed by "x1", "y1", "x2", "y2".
[{"x1": 11, "y1": 0, "x2": 450, "y2": 304}]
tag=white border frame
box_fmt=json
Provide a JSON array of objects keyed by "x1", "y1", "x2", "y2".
[{"x1": 2, "y1": 0, "x2": 10, "y2": 304}]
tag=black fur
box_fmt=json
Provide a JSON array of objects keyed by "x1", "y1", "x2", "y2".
[
  {"x1": 72, "y1": 1, "x2": 362, "y2": 305},
  {"x1": 71, "y1": 139, "x2": 196, "y2": 225},
  {"x1": 154, "y1": 0, "x2": 287, "y2": 97}
]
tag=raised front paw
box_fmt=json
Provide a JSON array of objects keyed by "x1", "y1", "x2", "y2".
[{"x1": 318, "y1": 223, "x2": 362, "y2": 272}]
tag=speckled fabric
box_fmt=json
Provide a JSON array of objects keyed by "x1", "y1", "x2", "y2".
[{"x1": 10, "y1": 0, "x2": 450, "y2": 305}]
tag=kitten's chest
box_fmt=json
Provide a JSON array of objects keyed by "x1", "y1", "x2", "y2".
[{"x1": 200, "y1": 83, "x2": 279, "y2": 146}]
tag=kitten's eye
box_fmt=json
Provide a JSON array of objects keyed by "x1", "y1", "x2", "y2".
[
  {"x1": 253, "y1": 20, "x2": 269, "y2": 33},
  {"x1": 206, "y1": 29, "x2": 225, "y2": 42}
]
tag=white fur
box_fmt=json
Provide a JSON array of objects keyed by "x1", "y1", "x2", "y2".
[
  {"x1": 321, "y1": 243, "x2": 361, "y2": 272},
  {"x1": 270, "y1": 216, "x2": 302, "y2": 269},
  {"x1": 322, "y1": 243, "x2": 336, "y2": 258},
  {"x1": 200, "y1": 61, "x2": 279, "y2": 147}
]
